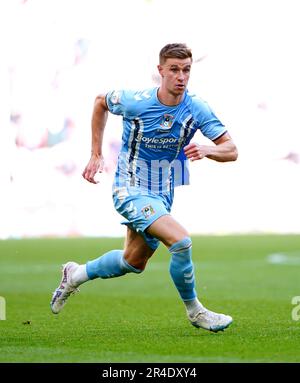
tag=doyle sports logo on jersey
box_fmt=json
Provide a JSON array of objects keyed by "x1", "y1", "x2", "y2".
[
  {"x1": 158, "y1": 114, "x2": 174, "y2": 132},
  {"x1": 138, "y1": 136, "x2": 180, "y2": 145}
]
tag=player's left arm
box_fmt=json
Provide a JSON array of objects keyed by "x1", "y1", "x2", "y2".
[{"x1": 183, "y1": 132, "x2": 238, "y2": 162}]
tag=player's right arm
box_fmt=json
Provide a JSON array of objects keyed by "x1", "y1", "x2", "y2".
[{"x1": 82, "y1": 94, "x2": 109, "y2": 184}]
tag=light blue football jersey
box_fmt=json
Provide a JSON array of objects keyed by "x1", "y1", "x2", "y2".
[{"x1": 106, "y1": 87, "x2": 226, "y2": 194}]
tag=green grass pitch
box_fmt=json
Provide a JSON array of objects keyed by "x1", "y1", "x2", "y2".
[{"x1": 1, "y1": 234, "x2": 300, "y2": 363}]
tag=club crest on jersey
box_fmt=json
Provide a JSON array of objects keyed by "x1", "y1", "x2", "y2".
[
  {"x1": 141, "y1": 205, "x2": 155, "y2": 219},
  {"x1": 158, "y1": 114, "x2": 174, "y2": 132}
]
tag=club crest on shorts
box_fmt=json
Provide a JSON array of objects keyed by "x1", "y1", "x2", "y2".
[
  {"x1": 141, "y1": 205, "x2": 155, "y2": 219},
  {"x1": 158, "y1": 114, "x2": 174, "y2": 132}
]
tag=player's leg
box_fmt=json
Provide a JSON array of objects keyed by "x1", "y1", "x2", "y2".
[
  {"x1": 50, "y1": 227, "x2": 155, "y2": 314},
  {"x1": 147, "y1": 215, "x2": 233, "y2": 332},
  {"x1": 146, "y1": 214, "x2": 189, "y2": 247},
  {"x1": 146, "y1": 214, "x2": 199, "y2": 311},
  {"x1": 50, "y1": 187, "x2": 164, "y2": 314},
  {"x1": 123, "y1": 227, "x2": 156, "y2": 270},
  {"x1": 84, "y1": 227, "x2": 155, "y2": 280}
]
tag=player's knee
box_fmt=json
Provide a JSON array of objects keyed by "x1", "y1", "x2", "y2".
[
  {"x1": 169, "y1": 237, "x2": 193, "y2": 276},
  {"x1": 169, "y1": 237, "x2": 192, "y2": 256}
]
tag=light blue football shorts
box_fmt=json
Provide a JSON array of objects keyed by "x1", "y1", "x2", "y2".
[{"x1": 112, "y1": 186, "x2": 174, "y2": 250}]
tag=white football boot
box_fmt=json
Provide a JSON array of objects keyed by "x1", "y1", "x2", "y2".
[
  {"x1": 188, "y1": 309, "x2": 233, "y2": 333},
  {"x1": 50, "y1": 262, "x2": 80, "y2": 314}
]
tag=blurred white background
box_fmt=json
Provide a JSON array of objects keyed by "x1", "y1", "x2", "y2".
[{"x1": 0, "y1": 0, "x2": 299, "y2": 238}]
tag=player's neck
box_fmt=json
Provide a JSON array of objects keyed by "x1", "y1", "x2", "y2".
[{"x1": 157, "y1": 87, "x2": 184, "y2": 106}]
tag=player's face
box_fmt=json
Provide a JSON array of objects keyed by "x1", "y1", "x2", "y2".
[{"x1": 158, "y1": 57, "x2": 192, "y2": 97}]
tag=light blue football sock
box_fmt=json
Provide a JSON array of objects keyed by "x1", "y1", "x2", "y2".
[
  {"x1": 86, "y1": 250, "x2": 142, "y2": 280},
  {"x1": 169, "y1": 237, "x2": 197, "y2": 301}
]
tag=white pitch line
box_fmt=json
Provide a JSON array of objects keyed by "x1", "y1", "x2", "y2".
[{"x1": 267, "y1": 252, "x2": 300, "y2": 265}]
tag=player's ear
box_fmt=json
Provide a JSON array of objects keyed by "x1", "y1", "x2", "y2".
[{"x1": 157, "y1": 64, "x2": 164, "y2": 77}]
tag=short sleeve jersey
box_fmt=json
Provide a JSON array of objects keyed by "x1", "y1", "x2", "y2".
[{"x1": 106, "y1": 87, "x2": 226, "y2": 194}]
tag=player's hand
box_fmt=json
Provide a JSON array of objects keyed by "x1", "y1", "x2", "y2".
[
  {"x1": 82, "y1": 154, "x2": 104, "y2": 184},
  {"x1": 183, "y1": 143, "x2": 210, "y2": 161}
]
